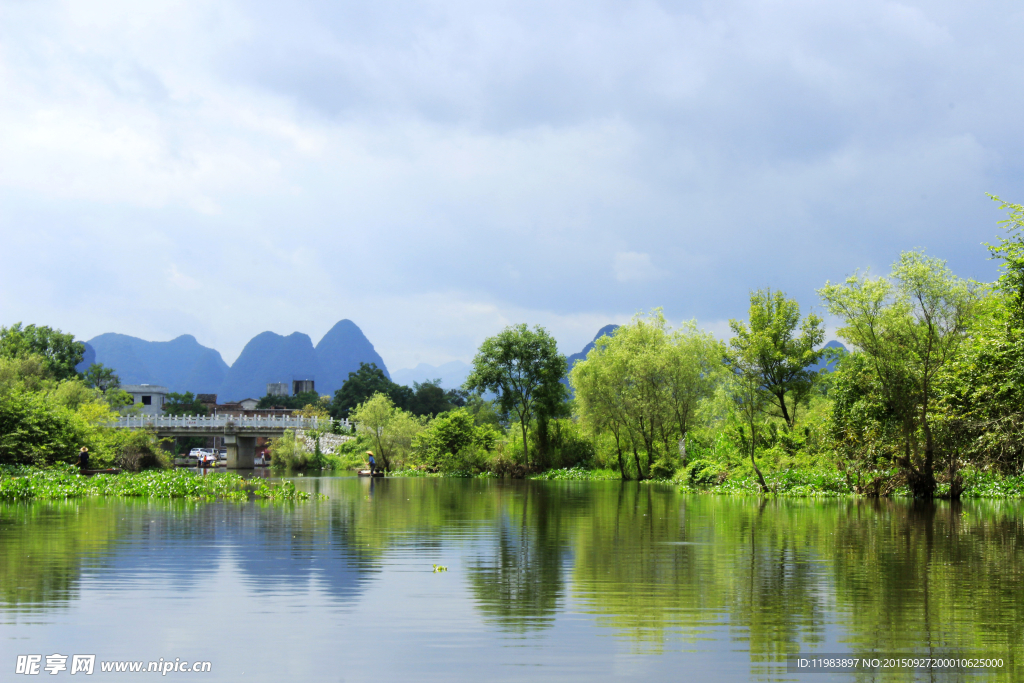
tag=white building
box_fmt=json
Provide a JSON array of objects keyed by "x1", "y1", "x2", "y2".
[
  {"x1": 121, "y1": 384, "x2": 169, "y2": 416},
  {"x1": 239, "y1": 398, "x2": 259, "y2": 411}
]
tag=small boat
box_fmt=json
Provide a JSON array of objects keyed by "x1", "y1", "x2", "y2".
[
  {"x1": 358, "y1": 470, "x2": 385, "y2": 477},
  {"x1": 80, "y1": 468, "x2": 122, "y2": 476}
]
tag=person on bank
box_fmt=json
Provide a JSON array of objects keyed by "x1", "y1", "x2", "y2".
[
  {"x1": 78, "y1": 446, "x2": 90, "y2": 471},
  {"x1": 366, "y1": 451, "x2": 376, "y2": 474}
]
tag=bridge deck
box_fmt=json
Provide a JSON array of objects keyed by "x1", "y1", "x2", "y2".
[{"x1": 111, "y1": 414, "x2": 345, "y2": 437}]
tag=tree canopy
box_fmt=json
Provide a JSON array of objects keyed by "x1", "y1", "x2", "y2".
[
  {"x1": 164, "y1": 392, "x2": 209, "y2": 417},
  {"x1": 819, "y1": 250, "x2": 981, "y2": 497},
  {"x1": 570, "y1": 311, "x2": 724, "y2": 480},
  {"x1": 82, "y1": 363, "x2": 120, "y2": 392},
  {"x1": 0, "y1": 323, "x2": 84, "y2": 381},
  {"x1": 728, "y1": 289, "x2": 824, "y2": 428},
  {"x1": 331, "y1": 363, "x2": 402, "y2": 418},
  {"x1": 349, "y1": 392, "x2": 424, "y2": 471},
  {"x1": 465, "y1": 324, "x2": 567, "y2": 470}
]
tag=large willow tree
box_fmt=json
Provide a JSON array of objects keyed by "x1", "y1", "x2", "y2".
[
  {"x1": 819, "y1": 250, "x2": 981, "y2": 498},
  {"x1": 570, "y1": 311, "x2": 723, "y2": 479}
]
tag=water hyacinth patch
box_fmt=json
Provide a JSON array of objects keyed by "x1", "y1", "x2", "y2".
[{"x1": 0, "y1": 464, "x2": 325, "y2": 502}]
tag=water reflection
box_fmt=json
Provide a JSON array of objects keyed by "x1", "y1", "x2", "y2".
[{"x1": 1, "y1": 479, "x2": 1022, "y2": 681}]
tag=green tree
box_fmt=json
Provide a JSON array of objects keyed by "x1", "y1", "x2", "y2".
[
  {"x1": 571, "y1": 337, "x2": 632, "y2": 478},
  {"x1": 331, "y1": 362, "x2": 408, "y2": 418},
  {"x1": 256, "y1": 390, "x2": 322, "y2": 410},
  {"x1": 164, "y1": 392, "x2": 209, "y2": 416},
  {"x1": 413, "y1": 408, "x2": 497, "y2": 473},
  {"x1": 986, "y1": 195, "x2": 1024, "y2": 324},
  {"x1": 728, "y1": 289, "x2": 825, "y2": 428},
  {"x1": 570, "y1": 312, "x2": 724, "y2": 479},
  {"x1": 464, "y1": 324, "x2": 567, "y2": 470},
  {"x1": 409, "y1": 380, "x2": 461, "y2": 417},
  {"x1": 729, "y1": 367, "x2": 771, "y2": 493},
  {"x1": 298, "y1": 402, "x2": 332, "y2": 468},
  {"x1": 931, "y1": 197, "x2": 1024, "y2": 477},
  {"x1": 0, "y1": 323, "x2": 85, "y2": 381},
  {"x1": 663, "y1": 321, "x2": 726, "y2": 462},
  {"x1": 0, "y1": 354, "x2": 55, "y2": 394},
  {"x1": 82, "y1": 363, "x2": 120, "y2": 391},
  {"x1": 819, "y1": 250, "x2": 981, "y2": 497},
  {"x1": 349, "y1": 392, "x2": 424, "y2": 471}
]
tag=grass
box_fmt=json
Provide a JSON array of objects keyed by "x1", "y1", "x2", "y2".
[{"x1": 0, "y1": 464, "x2": 326, "y2": 502}]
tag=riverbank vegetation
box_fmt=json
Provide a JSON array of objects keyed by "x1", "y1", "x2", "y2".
[{"x1": 0, "y1": 464, "x2": 320, "y2": 502}]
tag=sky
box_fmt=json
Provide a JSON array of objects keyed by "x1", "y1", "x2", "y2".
[{"x1": 1, "y1": 0, "x2": 1022, "y2": 370}]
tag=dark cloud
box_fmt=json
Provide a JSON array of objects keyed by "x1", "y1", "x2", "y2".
[{"x1": 0, "y1": 0, "x2": 1021, "y2": 365}]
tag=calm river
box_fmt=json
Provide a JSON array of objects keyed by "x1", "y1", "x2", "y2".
[{"x1": 2, "y1": 477, "x2": 1022, "y2": 682}]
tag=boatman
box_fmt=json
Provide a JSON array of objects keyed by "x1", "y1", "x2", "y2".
[
  {"x1": 367, "y1": 451, "x2": 376, "y2": 475},
  {"x1": 78, "y1": 446, "x2": 90, "y2": 472}
]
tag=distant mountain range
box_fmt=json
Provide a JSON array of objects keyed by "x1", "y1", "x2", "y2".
[
  {"x1": 76, "y1": 320, "x2": 388, "y2": 401},
  {"x1": 75, "y1": 320, "x2": 846, "y2": 403}
]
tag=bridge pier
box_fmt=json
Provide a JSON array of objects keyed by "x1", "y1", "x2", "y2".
[{"x1": 225, "y1": 435, "x2": 256, "y2": 469}]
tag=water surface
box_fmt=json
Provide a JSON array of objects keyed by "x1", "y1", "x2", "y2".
[{"x1": 2, "y1": 477, "x2": 1021, "y2": 681}]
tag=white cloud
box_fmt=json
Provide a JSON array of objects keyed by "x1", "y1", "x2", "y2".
[
  {"x1": 613, "y1": 251, "x2": 664, "y2": 283},
  {"x1": 167, "y1": 264, "x2": 201, "y2": 291}
]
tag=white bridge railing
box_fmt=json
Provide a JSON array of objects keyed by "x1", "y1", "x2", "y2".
[{"x1": 112, "y1": 414, "x2": 349, "y2": 431}]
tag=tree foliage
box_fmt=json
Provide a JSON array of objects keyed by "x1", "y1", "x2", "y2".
[
  {"x1": 413, "y1": 408, "x2": 499, "y2": 473},
  {"x1": 819, "y1": 251, "x2": 981, "y2": 497},
  {"x1": 465, "y1": 324, "x2": 567, "y2": 470},
  {"x1": 728, "y1": 288, "x2": 825, "y2": 428},
  {"x1": 0, "y1": 323, "x2": 85, "y2": 381},
  {"x1": 349, "y1": 392, "x2": 425, "y2": 471},
  {"x1": 82, "y1": 363, "x2": 120, "y2": 392},
  {"x1": 164, "y1": 392, "x2": 209, "y2": 417},
  {"x1": 571, "y1": 311, "x2": 724, "y2": 480}
]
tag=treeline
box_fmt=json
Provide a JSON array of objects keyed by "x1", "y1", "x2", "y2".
[
  {"x1": 253, "y1": 362, "x2": 474, "y2": 420},
  {"x1": 320, "y1": 196, "x2": 1024, "y2": 499}
]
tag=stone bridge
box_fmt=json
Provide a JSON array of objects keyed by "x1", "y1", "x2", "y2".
[{"x1": 111, "y1": 414, "x2": 348, "y2": 469}]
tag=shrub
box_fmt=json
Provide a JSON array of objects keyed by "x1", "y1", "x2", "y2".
[
  {"x1": 684, "y1": 458, "x2": 729, "y2": 487},
  {"x1": 269, "y1": 430, "x2": 307, "y2": 470},
  {"x1": 413, "y1": 409, "x2": 498, "y2": 474},
  {"x1": 0, "y1": 390, "x2": 87, "y2": 466},
  {"x1": 112, "y1": 430, "x2": 169, "y2": 471},
  {"x1": 649, "y1": 457, "x2": 678, "y2": 480}
]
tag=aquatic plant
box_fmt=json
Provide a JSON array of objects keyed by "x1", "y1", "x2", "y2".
[
  {"x1": 533, "y1": 467, "x2": 619, "y2": 481},
  {"x1": 0, "y1": 464, "x2": 326, "y2": 502}
]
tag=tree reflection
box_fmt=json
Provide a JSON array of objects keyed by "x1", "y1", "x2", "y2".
[{"x1": 466, "y1": 484, "x2": 571, "y2": 633}]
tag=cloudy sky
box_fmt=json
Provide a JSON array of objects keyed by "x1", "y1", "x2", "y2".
[{"x1": 1, "y1": 0, "x2": 1021, "y2": 370}]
